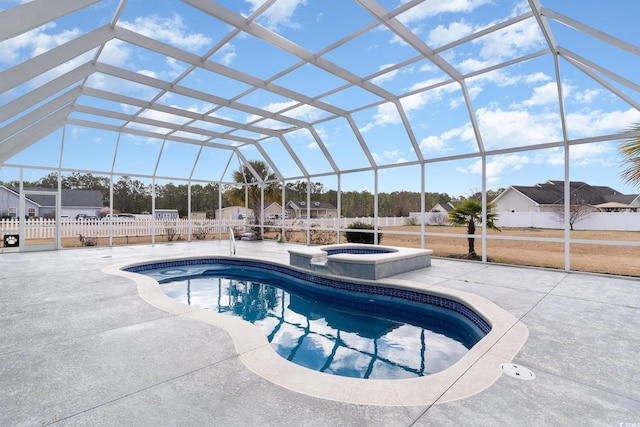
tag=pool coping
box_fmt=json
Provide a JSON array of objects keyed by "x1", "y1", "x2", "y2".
[{"x1": 103, "y1": 254, "x2": 528, "y2": 407}]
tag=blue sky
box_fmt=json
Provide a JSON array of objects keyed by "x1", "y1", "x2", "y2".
[{"x1": 1, "y1": 0, "x2": 640, "y2": 198}]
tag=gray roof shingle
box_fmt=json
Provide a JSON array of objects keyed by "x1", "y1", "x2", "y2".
[
  {"x1": 513, "y1": 181, "x2": 637, "y2": 205},
  {"x1": 9, "y1": 187, "x2": 103, "y2": 208}
]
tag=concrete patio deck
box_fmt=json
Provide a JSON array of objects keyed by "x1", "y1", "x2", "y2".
[{"x1": 1, "y1": 240, "x2": 639, "y2": 426}]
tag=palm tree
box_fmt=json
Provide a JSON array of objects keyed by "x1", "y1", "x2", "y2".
[
  {"x1": 620, "y1": 123, "x2": 640, "y2": 187},
  {"x1": 227, "y1": 160, "x2": 280, "y2": 217},
  {"x1": 448, "y1": 198, "x2": 500, "y2": 258}
]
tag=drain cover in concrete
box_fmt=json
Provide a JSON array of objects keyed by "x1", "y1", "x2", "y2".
[{"x1": 500, "y1": 363, "x2": 535, "y2": 380}]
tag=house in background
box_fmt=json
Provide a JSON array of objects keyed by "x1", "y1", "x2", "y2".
[
  {"x1": 0, "y1": 185, "x2": 103, "y2": 218},
  {"x1": 263, "y1": 202, "x2": 288, "y2": 220},
  {"x1": 154, "y1": 209, "x2": 180, "y2": 220},
  {"x1": 190, "y1": 211, "x2": 207, "y2": 220},
  {"x1": 430, "y1": 202, "x2": 455, "y2": 214},
  {"x1": 286, "y1": 200, "x2": 337, "y2": 219},
  {"x1": 493, "y1": 180, "x2": 640, "y2": 213},
  {"x1": 216, "y1": 206, "x2": 254, "y2": 220}
]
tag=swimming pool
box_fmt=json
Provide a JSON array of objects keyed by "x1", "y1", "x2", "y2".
[
  {"x1": 108, "y1": 254, "x2": 528, "y2": 406},
  {"x1": 132, "y1": 261, "x2": 487, "y2": 379}
]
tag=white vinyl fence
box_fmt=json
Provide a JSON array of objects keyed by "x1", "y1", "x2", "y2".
[
  {"x1": 410, "y1": 211, "x2": 640, "y2": 231},
  {"x1": 5, "y1": 212, "x2": 635, "y2": 244},
  {"x1": 0, "y1": 216, "x2": 411, "y2": 242},
  {"x1": 494, "y1": 211, "x2": 640, "y2": 231},
  {"x1": 0, "y1": 218, "x2": 247, "y2": 241}
]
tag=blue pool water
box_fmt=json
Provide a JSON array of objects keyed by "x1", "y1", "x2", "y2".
[{"x1": 130, "y1": 259, "x2": 488, "y2": 380}]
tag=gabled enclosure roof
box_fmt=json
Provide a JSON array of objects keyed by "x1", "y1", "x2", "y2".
[{"x1": 1, "y1": 0, "x2": 640, "y2": 187}]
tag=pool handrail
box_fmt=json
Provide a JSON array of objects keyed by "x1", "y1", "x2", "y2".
[{"x1": 229, "y1": 227, "x2": 236, "y2": 255}]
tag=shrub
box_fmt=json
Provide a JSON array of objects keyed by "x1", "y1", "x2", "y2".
[{"x1": 343, "y1": 221, "x2": 382, "y2": 244}]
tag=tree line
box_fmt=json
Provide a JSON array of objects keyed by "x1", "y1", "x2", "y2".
[{"x1": 2, "y1": 165, "x2": 489, "y2": 218}]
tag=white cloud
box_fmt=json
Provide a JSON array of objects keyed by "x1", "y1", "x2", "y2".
[
  {"x1": 398, "y1": 81, "x2": 461, "y2": 118},
  {"x1": 525, "y1": 72, "x2": 552, "y2": 84},
  {"x1": 214, "y1": 42, "x2": 236, "y2": 66},
  {"x1": 98, "y1": 39, "x2": 131, "y2": 67},
  {"x1": 419, "y1": 125, "x2": 468, "y2": 153},
  {"x1": 570, "y1": 142, "x2": 615, "y2": 167},
  {"x1": 281, "y1": 104, "x2": 325, "y2": 122},
  {"x1": 409, "y1": 78, "x2": 457, "y2": 94},
  {"x1": 544, "y1": 142, "x2": 617, "y2": 168},
  {"x1": 457, "y1": 57, "x2": 489, "y2": 75},
  {"x1": 120, "y1": 103, "x2": 138, "y2": 114},
  {"x1": 185, "y1": 102, "x2": 216, "y2": 115},
  {"x1": 84, "y1": 72, "x2": 158, "y2": 99},
  {"x1": 542, "y1": 148, "x2": 564, "y2": 166},
  {"x1": 165, "y1": 57, "x2": 186, "y2": 77},
  {"x1": 566, "y1": 108, "x2": 640, "y2": 138},
  {"x1": 456, "y1": 154, "x2": 531, "y2": 183},
  {"x1": 137, "y1": 69, "x2": 157, "y2": 78},
  {"x1": 476, "y1": 18, "x2": 544, "y2": 63},
  {"x1": 372, "y1": 149, "x2": 404, "y2": 164},
  {"x1": 522, "y1": 82, "x2": 559, "y2": 107},
  {"x1": 247, "y1": 0, "x2": 307, "y2": 30},
  {"x1": 467, "y1": 68, "x2": 552, "y2": 88},
  {"x1": 0, "y1": 22, "x2": 81, "y2": 65},
  {"x1": 359, "y1": 102, "x2": 401, "y2": 133},
  {"x1": 360, "y1": 82, "x2": 464, "y2": 135},
  {"x1": 419, "y1": 135, "x2": 449, "y2": 152},
  {"x1": 471, "y1": 106, "x2": 640, "y2": 170},
  {"x1": 573, "y1": 88, "x2": 600, "y2": 104},
  {"x1": 28, "y1": 49, "x2": 96, "y2": 89},
  {"x1": 244, "y1": 100, "x2": 322, "y2": 124},
  {"x1": 120, "y1": 14, "x2": 211, "y2": 50},
  {"x1": 263, "y1": 100, "x2": 299, "y2": 113},
  {"x1": 370, "y1": 64, "x2": 399, "y2": 85},
  {"x1": 466, "y1": 84, "x2": 483, "y2": 100},
  {"x1": 398, "y1": 0, "x2": 493, "y2": 25},
  {"x1": 137, "y1": 109, "x2": 191, "y2": 125},
  {"x1": 471, "y1": 107, "x2": 561, "y2": 149},
  {"x1": 427, "y1": 20, "x2": 474, "y2": 47}
]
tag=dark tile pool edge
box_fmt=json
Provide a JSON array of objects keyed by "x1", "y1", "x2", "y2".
[{"x1": 125, "y1": 257, "x2": 491, "y2": 334}]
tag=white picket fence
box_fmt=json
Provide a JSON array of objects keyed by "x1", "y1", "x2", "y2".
[
  {"x1": 3, "y1": 212, "x2": 638, "y2": 242},
  {"x1": 0, "y1": 218, "x2": 246, "y2": 241},
  {"x1": 0, "y1": 216, "x2": 411, "y2": 242}
]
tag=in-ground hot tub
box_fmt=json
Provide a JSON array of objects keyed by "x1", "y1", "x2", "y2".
[{"x1": 289, "y1": 243, "x2": 432, "y2": 280}]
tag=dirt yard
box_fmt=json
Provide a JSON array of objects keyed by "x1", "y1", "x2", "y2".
[
  {"x1": 33, "y1": 225, "x2": 640, "y2": 277},
  {"x1": 270, "y1": 225, "x2": 640, "y2": 277},
  {"x1": 381, "y1": 226, "x2": 640, "y2": 277}
]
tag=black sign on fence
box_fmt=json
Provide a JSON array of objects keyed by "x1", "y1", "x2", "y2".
[{"x1": 3, "y1": 234, "x2": 19, "y2": 248}]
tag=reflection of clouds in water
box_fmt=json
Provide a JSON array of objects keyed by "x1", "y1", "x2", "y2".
[
  {"x1": 157, "y1": 273, "x2": 476, "y2": 379},
  {"x1": 291, "y1": 335, "x2": 337, "y2": 371},
  {"x1": 161, "y1": 277, "x2": 228, "y2": 308},
  {"x1": 325, "y1": 346, "x2": 372, "y2": 377},
  {"x1": 369, "y1": 360, "x2": 417, "y2": 380},
  {"x1": 340, "y1": 331, "x2": 375, "y2": 354},
  {"x1": 378, "y1": 325, "x2": 468, "y2": 374},
  {"x1": 270, "y1": 323, "x2": 305, "y2": 352},
  {"x1": 254, "y1": 316, "x2": 280, "y2": 333},
  {"x1": 300, "y1": 333, "x2": 337, "y2": 358},
  {"x1": 281, "y1": 308, "x2": 308, "y2": 325}
]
